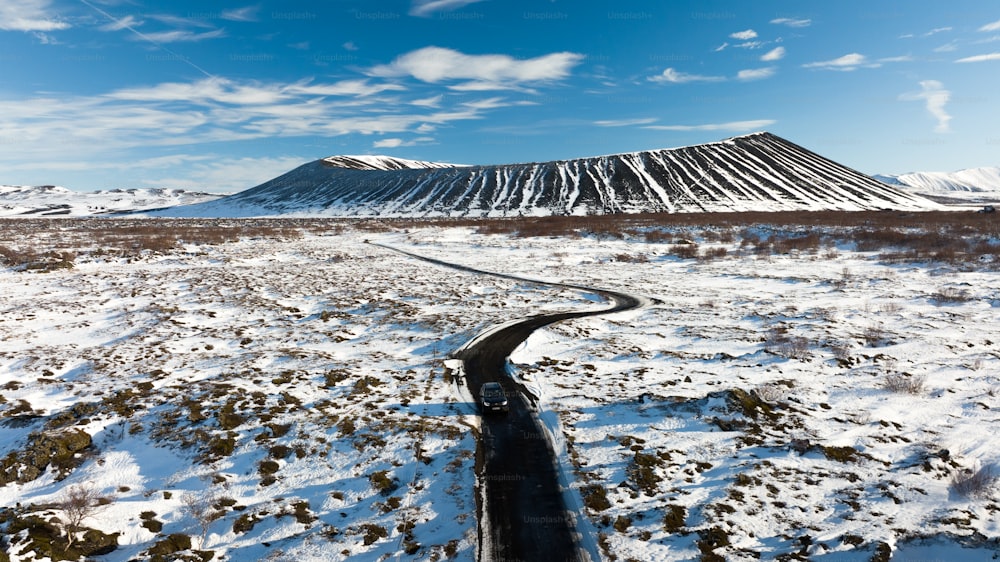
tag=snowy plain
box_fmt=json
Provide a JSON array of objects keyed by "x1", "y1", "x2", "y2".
[{"x1": 1, "y1": 218, "x2": 999, "y2": 561}]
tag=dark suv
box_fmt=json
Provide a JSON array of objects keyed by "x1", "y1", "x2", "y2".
[{"x1": 479, "y1": 382, "x2": 509, "y2": 414}]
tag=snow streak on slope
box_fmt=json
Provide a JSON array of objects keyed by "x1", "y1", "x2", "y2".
[{"x1": 156, "y1": 133, "x2": 940, "y2": 218}]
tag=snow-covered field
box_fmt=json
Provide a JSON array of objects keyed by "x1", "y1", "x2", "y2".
[{"x1": 2, "y1": 218, "x2": 999, "y2": 561}]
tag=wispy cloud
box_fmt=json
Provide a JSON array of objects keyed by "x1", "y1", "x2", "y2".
[
  {"x1": 979, "y1": 19, "x2": 1000, "y2": 32},
  {"x1": 901, "y1": 26, "x2": 952, "y2": 39},
  {"x1": 770, "y1": 17, "x2": 811, "y2": 28},
  {"x1": 643, "y1": 119, "x2": 776, "y2": 132},
  {"x1": 737, "y1": 67, "x2": 776, "y2": 81},
  {"x1": 648, "y1": 67, "x2": 725, "y2": 83},
  {"x1": 955, "y1": 52, "x2": 1000, "y2": 63},
  {"x1": 368, "y1": 46, "x2": 584, "y2": 91},
  {"x1": 594, "y1": 118, "x2": 658, "y2": 127},
  {"x1": 98, "y1": 15, "x2": 143, "y2": 32},
  {"x1": 222, "y1": 6, "x2": 260, "y2": 22},
  {"x1": 730, "y1": 29, "x2": 757, "y2": 40},
  {"x1": 136, "y1": 29, "x2": 226, "y2": 43},
  {"x1": 0, "y1": 0, "x2": 69, "y2": 32},
  {"x1": 761, "y1": 46, "x2": 786, "y2": 61},
  {"x1": 410, "y1": 0, "x2": 487, "y2": 17},
  {"x1": 802, "y1": 52, "x2": 876, "y2": 71},
  {"x1": 900, "y1": 80, "x2": 951, "y2": 133}
]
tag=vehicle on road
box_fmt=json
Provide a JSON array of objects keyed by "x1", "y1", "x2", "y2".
[{"x1": 479, "y1": 382, "x2": 509, "y2": 414}]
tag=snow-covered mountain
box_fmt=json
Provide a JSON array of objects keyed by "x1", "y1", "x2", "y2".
[
  {"x1": 157, "y1": 132, "x2": 940, "y2": 218},
  {"x1": 0, "y1": 185, "x2": 222, "y2": 217},
  {"x1": 875, "y1": 167, "x2": 1000, "y2": 193}
]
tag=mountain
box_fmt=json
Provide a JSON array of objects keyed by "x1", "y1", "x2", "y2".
[
  {"x1": 156, "y1": 132, "x2": 938, "y2": 218},
  {"x1": 875, "y1": 167, "x2": 1000, "y2": 193},
  {"x1": 0, "y1": 185, "x2": 222, "y2": 217}
]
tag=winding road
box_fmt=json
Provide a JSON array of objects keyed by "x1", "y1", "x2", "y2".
[{"x1": 374, "y1": 243, "x2": 643, "y2": 561}]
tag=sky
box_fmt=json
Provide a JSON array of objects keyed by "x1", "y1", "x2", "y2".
[{"x1": 1, "y1": 0, "x2": 999, "y2": 193}]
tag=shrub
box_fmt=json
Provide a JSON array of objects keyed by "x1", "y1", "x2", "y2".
[
  {"x1": 582, "y1": 484, "x2": 611, "y2": 512},
  {"x1": 368, "y1": 470, "x2": 398, "y2": 496},
  {"x1": 950, "y1": 466, "x2": 996, "y2": 498},
  {"x1": 662, "y1": 504, "x2": 687, "y2": 533},
  {"x1": 882, "y1": 373, "x2": 925, "y2": 395},
  {"x1": 359, "y1": 523, "x2": 388, "y2": 546}
]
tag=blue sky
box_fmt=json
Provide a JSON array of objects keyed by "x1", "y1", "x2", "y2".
[{"x1": 2, "y1": 0, "x2": 999, "y2": 192}]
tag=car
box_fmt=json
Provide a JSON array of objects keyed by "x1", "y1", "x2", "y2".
[{"x1": 479, "y1": 382, "x2": 509, "y2": 414}]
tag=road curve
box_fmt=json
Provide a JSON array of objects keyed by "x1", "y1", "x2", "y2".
[{"x1": 372, "y1": 243, "x2": 643, "y2": 561}]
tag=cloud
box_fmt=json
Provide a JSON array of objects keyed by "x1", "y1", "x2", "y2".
[
  {"x1": 135, "y1": 29, "x2": 226, "y2": 43},
  {"x1": 368, "y1": 46, "x2": 584, "y2": 90},
  {"x1": 737, "y1": 67, "x2": 776, "y2": 81},
  {"x1": 138, "y1": 156, "x2": 310, "y2": 193},
  {"x1": 373, "y1": 137, "x2": 435, "y2": 148},
  {"x1": 802, "y1": 52, "x2": 877, "y2": 71},
  {"x1": 0, "y1": 0, "x2": 69, "y2": 32},
  {"x1": 770, "y1": 17, "x2": 811, "y2": 27},
  {"x1": 648, "y1": 67, "x2": 725, "y2": 83},
  {"x1": 411, "y1": 94, "x2": 443, "y2": 108},
  {"x1": 714, "y1": 42, "x2": 729, "y2": 52},
  {"x1": 879, "y1": 55, "x2": 913, "y2": 63},
  {"x1": 955, "y1": 52, "x2": 1000, "y2": 62},
  {"x1": 643, "y1": 119, "x2": 776, "y2": 132},
  {"x1": 761, "y1": 46, "x2": 785, "y2": 61},
  {"x1": 410, "y1": 0, "x2": 487, "y2": 17},
  {"x1": 594, "y1": 118, "x2": 658, "y2": 127},
  {"x1": 99, "y1": 15, "x2": 143, "y2": 32},
  {"x1": 979, "y1": 19, "x2": 1000, "y2": 32},
  {"x1": 222, "y1": 6, "x2": 260, "y2": 22},
  {"x1": 900, "y1": 80, "x2": 951, "y2": 133},
  {"x1": 730, "y1": 29, "x2": 757, "y2": 40}
]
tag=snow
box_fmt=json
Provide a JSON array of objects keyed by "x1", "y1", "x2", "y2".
[
  {"x1": 2, "y1": 219, "x2": 999, "y2": 560},
  {"x1": 0, "y1": 186, "x2": 222, "y2": 217}
]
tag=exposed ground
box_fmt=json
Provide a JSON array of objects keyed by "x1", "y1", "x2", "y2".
[{"x1": 1, "y1": 213, "x2": 999, "y2": 561}]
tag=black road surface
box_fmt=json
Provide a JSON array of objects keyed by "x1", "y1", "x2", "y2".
[{"x1": 373, "y1": 243, "x2": 642, "y2": 562}]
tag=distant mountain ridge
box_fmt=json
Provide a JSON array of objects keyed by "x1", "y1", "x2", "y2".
[
  {"x1": 0, "y1": 185, "x2": 221, "y2": 217},
  {"x1": 875, "y1": 167, "x2": 1000, "y2": 193},
  {"x1": 158, "y1": 132, "x2": 939, "y2": 218}
]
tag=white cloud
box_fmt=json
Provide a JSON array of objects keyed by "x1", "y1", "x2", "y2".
[
  {"x1": 648, "y1": 67, "x2": 725, "y2": 84},
  {"x1": 222, "y1": 6, "x2": 259, "y2": 22},
  {"x1": 761, "y1": 46, "x2": 785, "y2": 61},
  {"x1": 730, "y1": 29, "x2": 757, "y2": 40},
  {"x1": 368, "y1": 46, "x2": 584, "y2": 90},
  {"x1": 802, "y1": 52, "x2": 876, "y2": 71},
  {"x1": 879, "y1": 55, "x2": 913, "y2": 63},
  {"x1": 140, "y1": 156, "x2": 311, "y2": 193},
  {"x1": 770, "y1": 17, "x2": 811, "y2": 27},
  {"x1": 411, "y1": 94, "x2": 443, "y2": 108},
  {"x1": 343, "y1": 41, "x2": 359, "y2": 51},
  {"x1": 136, "y1": 29, "x2": 226, "y2": 43},
  {"x1": 99, "y1": 15, "x2": 143, "y2": 32},
  {"x1": 934, "y1": 42, "x2": 958, "y2": 53},
  {"x1": 955, "y1": 52, "x2": 1000, "y2": 62},
  {"x1": 0, "y1": 0, "x2": 69, "y2": 32},
  {"x1": 979, "y1": 19, "x2": 1000, "y2": 32},
  {"x1": 737, "y1": 67, "x2": 776, "y2": 81},
  {"x1": 900, "y1": 80, "x2": 951, "y2": 133},
  {"x1": 594, "y1": 118, "x2": 658, "y2": 127},
  {"x1": 410, "y1": 0, "x2": 487, "y2": 17},
  {"x1": 373, "y1": 137, "x2": 435, "y2": 148},
  {"x1": 643, "y1": 119, "x2": 776, "y2": 132},
  {"x1": 714, "y1": 42, "x2": 729, "y2": 52}
]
